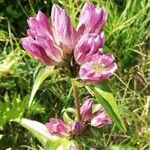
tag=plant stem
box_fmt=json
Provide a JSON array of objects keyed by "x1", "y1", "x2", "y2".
[
  {"x1": 77, "y1": 143, "x2": 82, "y2": 150},
  {"x1": 72, "y1": 79, "x2": 82, "y2": 150},
  {"x1": 72, "y1": 79, "x2": 81, "y2": 121}
]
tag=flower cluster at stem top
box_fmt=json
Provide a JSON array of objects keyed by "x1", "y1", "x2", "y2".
[{"x1": 21, "y1": 2, "x2": 117, "y2": 83}]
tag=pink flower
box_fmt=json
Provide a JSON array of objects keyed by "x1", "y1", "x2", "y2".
[
  {"x1": 77, "y1": 2, "x2": 107, "y2": 35},
  {"x1": 71, "y1": 121, "x2": 84, "y2": 135},
  {"x1": 91, "y1": 108, "x2": 112, "y2": 127},
  {"x1": 21, "y1": 11, "x2": 63, "y2": 65},
  {"x1": 74, "y1": 32, "x2": 105, "y2": 65},
  {"x1": 79, "y1": 53, "x2": 117, "y2": 83},
  {"x1": 22, "y1": 5, "x2": 77, "y2": 65},
  {"x1": 45, "y1": 118, "x2": 70, "y2": 136},
  {"x1": 22, "y1": 3, "x2": 117, "y2": 83},
  {"x1": 80, "y1": 98, "x2": 93, "y2": 122}
]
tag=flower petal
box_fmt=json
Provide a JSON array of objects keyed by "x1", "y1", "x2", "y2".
[
  {"x1": 51, "y1": 4, "x2": 77, "y2": 54},
  {"x1": 21, "y1": 36, "x2": 58, "y2": 65},
  {"x1": 36, "y1": 35, "x2": 63, "y2": 63},
  {"x1": 27, "y1": 10, "x2": 52, "y2": 38}
]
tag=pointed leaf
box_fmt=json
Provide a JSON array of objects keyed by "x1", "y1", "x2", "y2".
[
  {"x1": 29, "y1": 66, "x2": 54, "y2": 106},
  {"x1": 62, "y1": 108, "x2": 75, "y2": 124},
  {"x1": 63, "y1": 112, "x2": 74, "y2": 125},
  {"x1": 45, "y1": 138, "x2": 70, "y2": 150}
]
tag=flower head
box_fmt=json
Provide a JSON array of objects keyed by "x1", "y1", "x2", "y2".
[
  {"x1": 22, "y1": 5, "x2": 77, "y2": 65},
  {"x1": 79, "y1": 53, "x2": 117, "y2": 83},
  {"x1": 77, "y1": 2, "x2": 107, "y2": 35},
  {"x1": 21, "y1": 10, "x2": 63, "y2": 65},
  {"x1": 45, "y1": 118, "x2": 70, "y2": 136}
]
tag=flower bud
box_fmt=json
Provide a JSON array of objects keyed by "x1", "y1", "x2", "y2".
[
  {"x1": 71, "y1": 121, "x2": 84, "y2": 135},
  {"x1": 21, "y1": 10, "x2": 64, "y2": 66},
  {"x1": 80, "y1": 99, "x2": 93, "y2": 122}
]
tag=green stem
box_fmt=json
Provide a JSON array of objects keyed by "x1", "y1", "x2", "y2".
[
  {"x1": 72, "y1": 79, "x2": 81, "y2": 121},
  {"x1": 77, "y1": 143, "x2": 82, "y2": 150},
  {"x1": 72, "y1": 79, "x2": 82, "y2": 150}
]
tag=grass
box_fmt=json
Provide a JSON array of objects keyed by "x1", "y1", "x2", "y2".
[{"x1": 0, "y1": 0, "x2": 150, "y2": 149}]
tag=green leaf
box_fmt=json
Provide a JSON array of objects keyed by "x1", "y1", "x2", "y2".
[
  {"x1": 62, "y1": 108, "x2": 75, "y2": 124},
  {"x1": 45, "y1": 138, "x2": 71, "y2": 150},
  {"x1": 86, "y1": 82, "x2": 126, "y2": 131},
  {"x1": 63, "y1": 112, "x2": 74, "y2": 125},
  {"x1": 15, "y1": 118, "x2": 62, "y2": 146},
  {"x1": 29, "y1": 66, "x2": 54, "y2": 106},
  {"x1": 89, "y1": 127, "x2": 103, "y2": 139}
]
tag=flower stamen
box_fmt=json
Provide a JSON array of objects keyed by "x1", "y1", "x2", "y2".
[{"x1": 91, "y1": 63, "x2": 105, "y2": 73}]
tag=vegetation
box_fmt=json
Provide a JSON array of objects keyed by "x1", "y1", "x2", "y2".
[{"x1": 0, "y1": 0, "x2": 150, "y2": 149}]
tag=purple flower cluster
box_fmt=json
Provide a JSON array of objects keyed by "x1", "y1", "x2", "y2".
[
  {"x1": 21, "y1": 2, "x2": 117, "y2": 83},
  {"x1": 45, "y1": 99, "x2": 112, "y2": 136}
]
